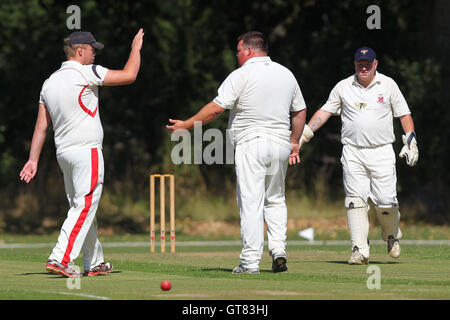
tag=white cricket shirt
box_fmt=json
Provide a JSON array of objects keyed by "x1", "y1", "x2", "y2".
[
  {"x1": 39, "y1": 60, "x2": 109, "y2": 154},
  {"x1": 213, "y1": 56, "x2": 306, "y2": 144},
  {"x1": 321, "y1": 72, "x2": 410, "y2": 147}
]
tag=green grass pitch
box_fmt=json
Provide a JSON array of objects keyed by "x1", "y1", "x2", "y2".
[{"x1": 0, "y1": 237, "x2": 449, "y2": 301}]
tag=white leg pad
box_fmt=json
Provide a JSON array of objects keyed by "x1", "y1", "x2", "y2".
[
  {"x1": 345, "y1": 197, "x2": 370, "y2": 258},
  {"x1": 375, "y1": 205, "x2": 402, "y2": 241}
]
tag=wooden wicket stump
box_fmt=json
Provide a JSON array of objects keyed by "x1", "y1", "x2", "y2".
[{"x1": 150, "y1": 174, "x2": 175, "y2": 253}]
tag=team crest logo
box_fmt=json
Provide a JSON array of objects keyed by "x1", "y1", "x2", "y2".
[
  {"x1": 355, "y1": 102, "x2": 367, "y2": 110},
  {"x1": 377, "y1": 94, "x2": 384, "y2": 103},
  {"x1": 360, "y1": 49, "x2": 369, "y2": 55}
]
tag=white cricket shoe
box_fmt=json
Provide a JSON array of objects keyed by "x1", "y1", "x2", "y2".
[
  {"x1": 232, "y1": 263, "x2": 260, "y2": 274},
  {"x1": 348, "y1": 246, "x2": 369, "y2": 265},
  {"x1": 84, "y1": 262, "x2": 113, "y2": 276},
  {"x1": 46, "y1": 259, "x2": 81, "y2": 278},
  {"x1": 387, "y1": 235, "x2": 401, "y2": 258}
]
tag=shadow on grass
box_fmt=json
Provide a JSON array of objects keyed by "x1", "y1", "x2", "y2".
[
  {"x1": 19, "y1": 272, "x2": 51, "y2": 276},
  {"x1": 201, "y1": 268, "x2": 274, "y2": 273},
  {"x1": 327, "y1": 261, "x2": 402, "y2": 265},
  {"x1": 18, "y1": 270, "x2": 122, "y2": 277}
]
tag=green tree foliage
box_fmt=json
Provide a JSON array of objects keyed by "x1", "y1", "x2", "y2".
[{"x1": 0, "y1": 0, "x2": 448, "y2": 232}]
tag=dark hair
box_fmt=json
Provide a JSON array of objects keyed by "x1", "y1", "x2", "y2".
[{"x1": 237, "y1": 31, "x2": 268, "y2": 53}]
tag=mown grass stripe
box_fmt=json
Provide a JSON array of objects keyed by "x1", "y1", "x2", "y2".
[{"x1": 1, "y1": 239, "x2": 449, "y2": 249}]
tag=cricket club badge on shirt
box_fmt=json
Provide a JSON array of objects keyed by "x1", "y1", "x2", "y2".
[
  {"x1": 355, "y1": 102, "x2": 367, "y2": 110},
  {"x1": 377, "y1": 94, "x2": 384, "y2": 103}
]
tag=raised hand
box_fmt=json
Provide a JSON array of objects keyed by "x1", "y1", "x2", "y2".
[{"x1": 132, "y1": 28, "x2": 144, "y2": 51}]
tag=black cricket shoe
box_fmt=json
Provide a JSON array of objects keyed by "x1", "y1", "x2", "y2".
[{"x1": 272, "y1": 255, "x2": 288, "y2": 273}]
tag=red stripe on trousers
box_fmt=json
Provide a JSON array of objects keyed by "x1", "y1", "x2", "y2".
[{"x1": 62, "y1": 148, "x2": 99, "y2": 266}]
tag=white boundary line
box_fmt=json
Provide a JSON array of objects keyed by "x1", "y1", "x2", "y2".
[
  {"x1": 0, "y1": 239, "x2": 449, "y2": 249},
  {"x1": 54, "y1": 291, "x2": 111, "y2": 300},
  {"x1": 31, "y1": 290, "x2": 111, "y2": 300},
  {"x1": 30, "y1": 290, "x2": 111, "y2": 300}
]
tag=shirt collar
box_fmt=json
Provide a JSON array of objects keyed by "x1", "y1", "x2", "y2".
[
  {"x1": 242, "y1": 56, "x2": 271, "y2": 67},
  {"x1": 61, "y1": 60, "x2": 83, "y2": 67},
  {"x1": 352, "y1": 71, "x2": 381, "y2": 88}
]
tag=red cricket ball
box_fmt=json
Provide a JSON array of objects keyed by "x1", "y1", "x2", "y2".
[{"x1": 160, "y1": 280, "x2": 172, "y2": 291}]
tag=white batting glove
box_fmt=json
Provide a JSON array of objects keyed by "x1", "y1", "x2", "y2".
[
  {"x1": 399, "y1": 132, "x2": 419, "y2": 166},
  {"x1": 299, "y1": 124, "x2": 314, "y2": 148}
]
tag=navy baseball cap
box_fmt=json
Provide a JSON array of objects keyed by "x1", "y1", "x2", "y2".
[
  {"x1": 64, "y1": 31, "x2": 104, "y2": 49},
  {"x1": 354, "y1": 46, "x2": 376, "y2": 62}
]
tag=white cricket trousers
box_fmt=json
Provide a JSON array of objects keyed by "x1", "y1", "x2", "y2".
[
  {"x1": 342, "y1": 144, "x2": 398, "y2": 206},
  {"x1": 235, "y1": 136, "x2": 291, "y2": 269},
  {"x1": 49, "y1": 148, "x2": 105, "y2": 270},
  {"x1": 342, "y1": 143, "x2": 402, "y2": 257}
]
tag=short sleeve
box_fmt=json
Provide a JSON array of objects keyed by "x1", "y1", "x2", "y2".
[
  {"x1": 39, "y1": 80, "x2": 48, "y2": 104},
  {"x1": 213, "y1": 70, "x2": 244, "y2": 109},
  {"x1": 389, "y1": 80, "x2": 411, "y2": 117},
  {"x1": 83, "y1": 64, "x2": 109, "y2": 86},
  {"x1": 320, "y1": 83, "x2": 342, "y2": 115},
  {"x1": 39, "y1": 92, "x2": 45, "y2": 105},
  {"x1": 291, "y1": 82, "x2": 307, "y2": 112}
]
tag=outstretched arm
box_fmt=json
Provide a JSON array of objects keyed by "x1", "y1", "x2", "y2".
[
  {"x1": 103, "y1": 29, "x2": 144, "y2": 86},
  {"x1": 20, "y1": 103, "x2": 51, "y2": 183},
  {"x1": 297, "y1": 109, "x2": 333, "y2": 148},
  {"x1": 166, "y1": 102, "x2": 225, "y2": 132},
  {"x1": 307, "y1": 109, "x2": 333, "y2": 132},
  {"x1": 289, "y1": 109, "x2": 333, "y2": 166}
]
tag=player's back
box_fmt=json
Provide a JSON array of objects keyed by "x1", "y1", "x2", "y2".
[
  {"x1": 227, "y1": 57, "x2": 304, "y2": 143},
  {"x1": 237, "y1": 59, "x2": 297, "y2": 127}
]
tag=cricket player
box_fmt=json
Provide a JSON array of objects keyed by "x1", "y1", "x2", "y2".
[
  {"x1": 296, "y1": 47, "x2": 418, "y2": 264},
  {"x1": 167, "y1": 31, "x2": 307, "y2": 274},
  {"x1": 19, "y1": 29, "x2": 144, "y2": 277}
]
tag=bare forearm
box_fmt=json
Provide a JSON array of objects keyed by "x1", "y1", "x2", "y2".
[
  {"x1": 123, "y1": 48, "x2": 141, "y2": 82},
  {"x1": 183, "y1": 102, "x2": 225, "y2": 130},
  {"x1": 28, "y1": 127, "x2": 47, "y2": 163},
  {"x1": 103, "y1": 29, "x2": 144, "y2": 86},
  {"x1": 308, "y1": 109, "x2": 332, "y2": 132},
  {"x1": 122, "y1": 28, "x2": 144, "y2": 83},
  {"x1": 290, "y1": 109, "x2": 306, "y2": 143},
  {"x1": 400, "y1": 114, "x2": 415, "y2": 134},
  {"x1": 20, "y1": 104, "x2": 50, "y2": 183},
  {"x1": 29, "y1": 103, "x2": 51, "y2": 162}
]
